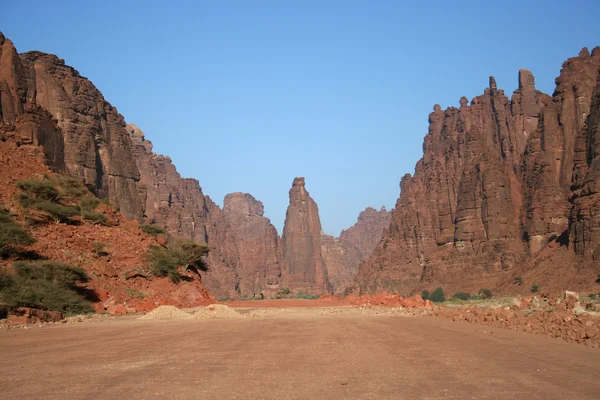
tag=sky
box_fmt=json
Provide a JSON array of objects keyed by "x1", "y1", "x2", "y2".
[{"x1": 2, "y1": 1, "x2": 599, "y2": 235}]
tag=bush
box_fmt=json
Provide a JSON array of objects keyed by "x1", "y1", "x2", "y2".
[
  {"x1": 429, "y1": 287, "x2": 445, "y2": 303},
  {"x1": 514, "y1": 276, "x2": 523, "y2": 285},
  {"x1": 16, "y1": 180, "x2": 60, "y2": 204},
  {"x1": 140, "y1": 224, "x2": 166, "y2": 236},
  {"x1": 451, "y1": 292, "x2": 471, "y2": 301},
  {"x1": 55, "y1": 176, "x2": 87, "y2": 200},
  {"x1": 296, "y1": 293, "x2": 320, "y2": 299},
  {"x1": 79, "y1": 196, "x2": 100, "y2": 212},
  {"x1": 530, "y1": 284, "x2": 539, "y2": 293},
  {"x1": 0, "y1": 208, "x2": 35, "y2": 255},
  {"x1": 478, "y1": 289, "x2": 493, "y2": 299},
  {"x1": 81, "y1": 210, "x2": 108, "y2": 225},
  {"x1": 16, "y1": 176, "x2": 102, "y2": 225},
  {"x1": 34, "y1": 202, "x2": 79, "y2": 223},
  {"x1": 143, "y1": 239, "x2": 210, "y2": 283},
  {"x1": 0, "y1": 261, "x2": 93, "y2": 314},
  {"x1": 421, "y1": 290, "x2": 430, "y2": 300}
]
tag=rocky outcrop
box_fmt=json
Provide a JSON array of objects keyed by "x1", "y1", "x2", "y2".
[
  {"x1": 222, "y1": 192, "x2": 282, "y2": 297},
  {"x1": 281, "y1": 177, "x2": 331, "y2": 293},
  {"x1": 570, "y1": 48, "x2": 600, "y2": 260},
  {"x1": 322, "y1": 206, "x2": 391, "y2": 293},
  {"x1": 320, "y1": 234, "x2": 347, "y2": 293},
  {"x1": 128, "y1": 124, "x2": 240, "y2": 299},
  {"x1": 0, "y1": 32, "x2": 143, "y2": 220},
  {"x1": 355, "y1": 48, "x2": 600, "y2": 296},
  {"x1": 340, "y1": 207, "x2": 391, "y2": 275}
]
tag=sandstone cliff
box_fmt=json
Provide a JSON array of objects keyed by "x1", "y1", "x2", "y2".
[
  {"x1": 128, "y1": 124, "x2": 241, "y2": 299},
  {"x1": 281, "y1": 177, "x2": 331, "y2": 293},
  {"x1": 222, "y1": 192, "x2": 282, "y2": 297},
  {"x1": 355, "y1": 48, "x2": 600, "y2": 296},
  {"x1": 0, "y1": 32, "x2": 143, "y2": 220}
]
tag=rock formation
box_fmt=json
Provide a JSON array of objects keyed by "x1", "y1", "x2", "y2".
[
  {"x1": 128, "y1": 124, "x2": 241, "y2": 299},
  {"x1": 340, "y1": 207, "x2": 391, "y2": 276},
  {"x1": 0, "y1": 33, "x2": 143, "y2": 220},
  {"x1": 321, "y1": 207, "x2": 391, "y2": 293},
  {"x1": 281, "y1": 177, "x2": 331, "y2": 293},
  {"x1": 222, "y1": 192, "x2": 282, "y2": 297},
  {"x1": 355, "y1": 48, "x2": 600, "y2": 296}
]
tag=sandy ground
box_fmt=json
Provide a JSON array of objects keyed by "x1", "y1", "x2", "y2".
[{"x1": 1, "y1": 307, "x2": 600, "y2": 400}]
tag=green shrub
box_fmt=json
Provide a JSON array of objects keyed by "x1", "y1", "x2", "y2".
[
  {"x1": 140, "y1": 224, "x2": 166, "y2": 236},
  {"x1": 421, "y1": 290, "x2": 430, "y2": 300},
  {"x1": 81, "y1": 210, "x2": 108, "y2": 225},
  {"x1": 34, "y1": 202, "x2": 79, "y2": 223},
  {"x1": 55, "y1": 176, "x2": 87, "y2": 200},
  {"x1": 430, "y1": 287, "x2": 445, "y2": 303},
  {"x1": 143, "y1": 239, "x2": 210, "y2": 283},
  {"x1": 296, "y1": 293, "x2": 320, "y2": 299},
  {"x1": 478, "y1": 289, "x2": 493, "y2": 299},
  {"x1": 79, "y1": 196, "x2": 100, "y2": 212},
  {"x1": 451, "y1": 292, "x2": 471, "y2": 301},
  {"x1": 0, "y1": 208, "x2": 35, "y2": 255},
  {"x1": 16, "y1": 180, "x2": 60, "y2": 203},
  {"x1": 514, "y1": 276, "x2": 523, "y2": 285},
  {"x1": 596, "y1": 274, "x2": 600, "y2": 284},
  {"x1": 530, "y1": 284, "x2": 539, "y2": 293},
  {"x1": 0, "y1": 261, "x2": 93, "y2": 314}
]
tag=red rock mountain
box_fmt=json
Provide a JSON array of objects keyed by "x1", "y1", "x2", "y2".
[
  {"x1": 355, "y1": 47, "x2": 600, "y2": 296},
  {"x1": 222, "y1": 192, "x2": 282, "y2": 297},
  {"x1": 322, "y1": 207, "x2": 391, "y2": 293},
  {"x1": 1, "y1": 32, "x2": 386, "y2": 299},
  {"x1": 281, "y1": 177, "x2": 331, "y2": 293}
]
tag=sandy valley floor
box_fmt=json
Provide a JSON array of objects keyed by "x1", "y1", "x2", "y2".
[{"x1": 1, "y1": 307, "x2": 599, "y2": 399}]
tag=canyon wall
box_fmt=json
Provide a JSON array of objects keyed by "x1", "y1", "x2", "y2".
[
  {"x1": 355, "y1": 47, "x2": 600, "y2": 296},
  {"x1": 1, "y1": 32, "x2": 383, "y2": 298}
]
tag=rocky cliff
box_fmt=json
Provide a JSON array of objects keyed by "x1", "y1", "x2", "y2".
[
  {"x1": 321, "y1": 207, "x2": 391, "y2": 293},
  {"x1": 281, "y1": 177, "x2": 331, "y2": 293},
  {"x1": 222, "y1": 192, "x2": 282, "y2": 297},
  {"x1": 0, "y1": 33, "x2": 143, "y2": 220},
  {"x1": 355, "y1": 48, "x2": 600, "y2": 296}
]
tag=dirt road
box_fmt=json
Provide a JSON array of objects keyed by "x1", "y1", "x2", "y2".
[{"x1": 2, "y1": 310, "x2": 599, "y2": 399}]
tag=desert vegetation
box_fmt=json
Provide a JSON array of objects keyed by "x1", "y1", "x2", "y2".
[
  {"x1": 0, "y1": 261, "x2": 93, "y2": 317},
  {"x1": 140, "y1": 239, "x2": 210, "y2": 283},
  {"x1": 16, "y1": 175, "x2": 109, "y2": 226}
]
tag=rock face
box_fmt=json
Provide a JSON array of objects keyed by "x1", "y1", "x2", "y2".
[
  {"x1": 321, "y1": 206, "x2": 391, "y2": 293},
  {"x1": 320, "y1": 234, "x2": 347, "y2": 293},
  {"x1": 222, "y1": 192, "x2": 282, "y2": 297},
  {"x1": 571, "y1": 48, "x2": 600, "y2": 260},
  {"x1": 355, "y1": 48, "x2": 600, "y2": 296},
  {"x1": 128, "y1": 123, "x2": 241, "y2": 299},
  {"x1": 281, "y1": 177, "x2": 331, "y2": 293},
  {"x1": 0, "y1": 34, "x2": 143, "y2": 220},
  {"x1": 340, "y1": 207, "x2": 391, "y2": 276}
]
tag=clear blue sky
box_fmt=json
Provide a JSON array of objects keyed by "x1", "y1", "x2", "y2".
[{"x1": 2, "y1": 1, "x2": 599, "y2": 235}]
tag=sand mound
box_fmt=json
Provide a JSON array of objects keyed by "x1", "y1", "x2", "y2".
[
  {"x1": 194, "y1": 304, "x2": 244, "y2": 319},
  {"x1": 138, "y1": 305, "x2": 194, "y2": 320}
]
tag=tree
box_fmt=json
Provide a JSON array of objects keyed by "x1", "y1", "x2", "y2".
[
  {"x1": 478, "y1": 288, "x2": 492, "y2": 299},
  {"x1": 0, "y1": 207, "x2": 35, "y2": 256},
  {"x1": 34, "y1": 202, "x2": 79, "y2": 224},
  {"x1": 421, "y1": 290, "x2": 430, "y2": 300},
  {"x1": 430, "y1": 287, "x2": 445, "y2": 303},
  {"x1": 140, "y1": 224, "x2": 166, "y2": 236},
  {"x1": 143, "y1": 239, "x2": 210, "y2": 283},
  {"x1": 0, "y1": 261, "x2": 93, "y2": 314},
  {"x1": 451, "y1": 292, "x2": 470, "y2": 301}
]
